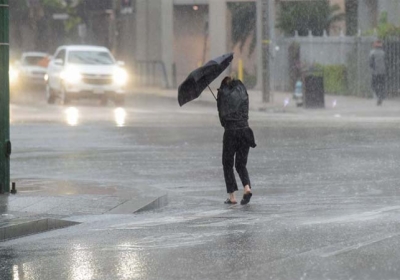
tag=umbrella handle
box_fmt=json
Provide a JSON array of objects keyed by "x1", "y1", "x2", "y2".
[{"x1": 208, "y1": 86, "x2": 217, "y2": 101}]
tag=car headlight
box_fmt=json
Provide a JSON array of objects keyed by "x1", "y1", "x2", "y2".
[
  {"x1": 60, "y1": 67, "x2": 82, "y2": 84},
  {"x1": 113, "y1": 67, "x2": 128, "y2": 85},
  {"x1": 9, "y1": 65, "x2": 19, "y2": 84}
]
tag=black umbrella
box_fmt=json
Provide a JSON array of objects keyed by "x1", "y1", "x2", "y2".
[{"x1": 178, "y1": 53, "x2": 234, "y2": 106}]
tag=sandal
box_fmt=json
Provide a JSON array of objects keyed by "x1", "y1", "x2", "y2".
[
  {"x1": 224, "y1": 198, "x2": 237, "y2": 205},
  {"x1": 240, "y1": 192, "x2": 252, "y2": 205}
]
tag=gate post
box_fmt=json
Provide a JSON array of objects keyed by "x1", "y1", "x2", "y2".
[{"x1": 0, "y1": 0, "x2": 10, "y2": 193}]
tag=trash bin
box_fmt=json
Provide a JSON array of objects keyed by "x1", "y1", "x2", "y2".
[{"x1": 304, "y1": 75, "x2": 325, "y2": 108}]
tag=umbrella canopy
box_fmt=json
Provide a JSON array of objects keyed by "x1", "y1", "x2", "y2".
[{"x1": 178, "y1": 53, "x2": 234, "y2": 106}]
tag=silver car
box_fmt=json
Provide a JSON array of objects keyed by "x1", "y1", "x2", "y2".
[{"x1": 14, "y1": 52, "x2": 50, "y2": 87}]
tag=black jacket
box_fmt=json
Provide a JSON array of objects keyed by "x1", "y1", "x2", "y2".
[{"x1": 217, "y1": 80, "x2": 249, "y2": 130}]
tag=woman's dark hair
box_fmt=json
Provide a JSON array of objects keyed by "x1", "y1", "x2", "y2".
[{"x1": 220, "y1": 76, "x2": 233, "y2": 89}]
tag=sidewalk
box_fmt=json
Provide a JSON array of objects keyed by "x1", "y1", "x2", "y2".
[
  {"x1": 0, "y1": 178, "x2": 167, "y2": 241},
  {"x1": 132, "y1": 87, "x2": 400, "y2": 118}
]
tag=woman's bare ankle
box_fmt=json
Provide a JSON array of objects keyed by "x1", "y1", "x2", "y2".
[{"x1": 244, "y1": 185, "x2": 251, "y2": 193}]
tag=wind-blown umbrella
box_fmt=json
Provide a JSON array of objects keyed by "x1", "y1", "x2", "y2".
[{"x1": 178, "y1": 53, "x2": 234, "y2": 106}]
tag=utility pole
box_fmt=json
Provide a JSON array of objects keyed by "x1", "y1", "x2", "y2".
[
  {"x1": 0, "y1": 0, "x2": 10, "y2": 193},
  {"x1": 261, "y1": 0, "x2": 271, "y2": 103}
]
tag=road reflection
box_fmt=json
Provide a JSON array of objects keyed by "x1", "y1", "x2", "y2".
[
  {"x1": 64, "y1": 107, "x2": 127, "y2": 127},
  {"x1": 0, "y1": 241, "x2": 148, "y2": 280},
  {"x1": 114, "y1": 107, "x2": 127, "y2": 127},
  {"x1": 69, "y1": 244, "x2": 95, "y2": 280},
  {"x1": 10, "y1": 262, "x2": 35, "y2": 280},
  {"x1": 12, "y1": 265, "x2": 19, "y2": 280},
  {"x1": 65, "y1": 107, "x2": 79, "y2": 126},
  {"x1": 116, "y1": 242, "x2": 143, "y2": 279}
]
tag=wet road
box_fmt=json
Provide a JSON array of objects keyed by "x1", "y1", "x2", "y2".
[{"x1": 2, "y1": 90, "x2": 400, "y2": 279}]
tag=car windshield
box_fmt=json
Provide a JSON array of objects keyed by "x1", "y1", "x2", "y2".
[
  {"x1": 68, "y1": 51, "x2": 114, "y2": 65},
  {"x1": 22, "y1": 56, "x2": 47, "y2": 66}
]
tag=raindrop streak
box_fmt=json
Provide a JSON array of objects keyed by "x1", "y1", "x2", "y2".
[
  {"x1": 284, "y1": 97, "x2": 290, "y2": 107},
  {"x1": 332, "y1": 99, "x2": 337, "y2": 108}
]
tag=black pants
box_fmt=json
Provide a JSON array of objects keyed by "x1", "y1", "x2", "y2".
[
  {"x1": 372, "y1": 75, "x2": 386, "y2": 102},
  {"x1": 222, "y1": 129, "x2": 251, "y2": 194}
]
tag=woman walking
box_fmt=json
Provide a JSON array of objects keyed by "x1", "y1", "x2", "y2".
[{"x1": 217, "y1": 77, "x2": 256, "y2": 205}]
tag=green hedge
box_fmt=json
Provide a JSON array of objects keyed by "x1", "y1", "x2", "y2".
[{"x1": 315, "y1": 64, "x2": 347, "y2": 95}]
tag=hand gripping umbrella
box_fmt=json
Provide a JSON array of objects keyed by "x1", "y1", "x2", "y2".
[{"x1": 178, "y1": 53, "x2": 234, "y2": 106}]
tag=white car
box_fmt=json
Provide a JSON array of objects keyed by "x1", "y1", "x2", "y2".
[
  {"x1": 46, "y1": 45, "x2": 128, "y2": 105},
  {"x1": 13, "y1": 52, "x2": 50, "y2": 87}
]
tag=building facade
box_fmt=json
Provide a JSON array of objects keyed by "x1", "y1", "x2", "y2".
[
  {"x1": 10, "y1": 0, "x2": 400, "y2": 90},
  {"x1": 130, "y1": 0, "x2": 348, "y2": 89},
  {"x1": 132, "y1": 0, "x2": 237, "y2": 88}
]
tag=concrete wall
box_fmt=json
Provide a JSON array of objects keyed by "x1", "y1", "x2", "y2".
[
  {"x1": 117, "y1": 14, "x2": 136, "y2": 66},
  {"x1": 173, "y1": 5, "x2": 209, "y2": 85},
  {"x1": 209, "y1": 0, "x2": 228, "y2": 60},
  {"x1": 174, "y1": 1, "x2": 246, "y2": 88},
  {"x1": 135, "y1": 0, "x2": 163, "y2": 61},
  {"x1": 162, "y1": 0, "x2": 175, "y2": 87},
  {"x1": 134, "y1": 0, "x2": 232, "y2": 88},
  {"x1": 135, "y1": 0, "x2": 174, "y2": 87},
  {"x1": 134, "y1": 0, "x2": 258, "y2": 88}
]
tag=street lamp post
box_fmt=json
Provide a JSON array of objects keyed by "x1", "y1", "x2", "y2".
[{"x1": 0, "y1": 0, "x2": 10, "y2": 193}]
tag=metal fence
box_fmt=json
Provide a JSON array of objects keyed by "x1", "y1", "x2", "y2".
[
  {"x1": 272, "y1": 34, "x2": 391, "y2": 97},
  {"x1": 384, "y1": 36, "x2": 400, "y2": 97}
]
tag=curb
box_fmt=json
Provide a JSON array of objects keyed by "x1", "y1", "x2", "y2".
[
  {"x1": 108, "y1": 193, "x2": 168, "y2": 214},
  {"x1": 135, "y1": 193, "x2": 168, "y2": 213},
  {"x1": 0, "y1": 193, "x2": 168, "y2": 241},
  {"x1": 0, "y1": 218, "x2": 79, "y2": 242}
]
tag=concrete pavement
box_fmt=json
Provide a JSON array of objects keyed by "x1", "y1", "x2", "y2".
[
  {"x1": 2, "y1": 91, "x2": 400, "y2": 279},
  {"x1": 0, "y1": 178, "x2": 167, "y2": 241},
  {"x1": 2, "y1": 86, "x2": 400, "y2": 241}
]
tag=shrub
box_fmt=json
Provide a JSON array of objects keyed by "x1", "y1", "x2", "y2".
[{"x1": 315, "y1": 64, "x2": 347, "y2": 95}]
